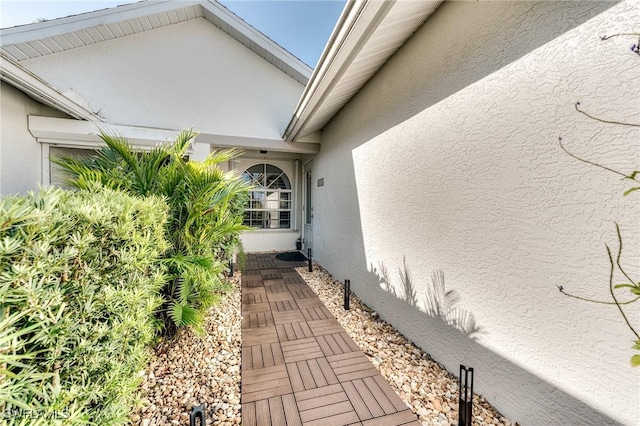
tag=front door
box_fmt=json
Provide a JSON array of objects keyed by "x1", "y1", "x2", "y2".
[{"x1": 303, "y1": 160, "x2": 313, "y2": 253}]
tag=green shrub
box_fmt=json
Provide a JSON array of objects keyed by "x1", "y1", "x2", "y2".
[
  {"x1": 53, "y1": 129, "x2": 251, "y2": 335},
  {"x1": 0, "y1": 186, "x2": 169, "y2": 424}
]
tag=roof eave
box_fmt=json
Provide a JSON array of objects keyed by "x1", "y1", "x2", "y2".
[
  {"x1": 284, "y1": 0, "x2": 444, "y2": 143},
  {"x1": 0, "y1": 53, "x2": 103, "y2": 121},
  {"x1": 0, "y1": 0, "x2": 312, "y2": 85}
]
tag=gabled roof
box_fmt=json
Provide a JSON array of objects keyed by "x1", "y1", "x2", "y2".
[
  {"x1": 284, "y1": 0, "x2": 443, "y2": 142},
  {"x1": 0, "y1": 0, "x2": 312, "y2": 85}
]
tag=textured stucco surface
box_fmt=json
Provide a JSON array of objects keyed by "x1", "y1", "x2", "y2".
[
  {"x1": 20, "y1": 18, "x2": 305, "y2": 140},
  {"x1": 311, "y1": 1, "x2": 639, "y2": 424},
  {"x1": 0, "y1": 82, "x2": 70, "y2": 195}
]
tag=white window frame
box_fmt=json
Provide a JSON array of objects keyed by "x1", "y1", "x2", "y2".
[{"x1": 243, "y1": 163, "x2": 293, "y2": 230}]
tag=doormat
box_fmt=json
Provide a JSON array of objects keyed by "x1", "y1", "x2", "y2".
[{"x1": 275, "y1": 252, "x2": 307, "y2": 262}]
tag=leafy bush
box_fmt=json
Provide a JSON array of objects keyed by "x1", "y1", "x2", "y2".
[
  {"x1": 0, "y1": 186, "x2": 169, "y2": 424},
  {"x1": 53, "y1": 129, "x2": 251, "y2": 334}
]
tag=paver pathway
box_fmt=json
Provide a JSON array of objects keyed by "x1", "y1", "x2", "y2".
[{"x1": 241, "y1": 253, "x2": 422, "y2": 426}]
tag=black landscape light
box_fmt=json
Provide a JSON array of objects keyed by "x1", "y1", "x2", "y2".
[
  {"x1": 190, "y1": 404, "x2": 206, "y2": 426},
  {"x1": 307, "y1": 248, "x2": 312, "y2": 272},
  {"x1": 344, "y1": 279, "x2": 351, "y2": 310},
  {"x1": 458, "y1": 365, "x2": 474, "y2": 426}
]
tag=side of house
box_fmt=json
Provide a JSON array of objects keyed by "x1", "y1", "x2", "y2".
[
  {"x1": 0, "y1": 81, "x2": 70, "y2": 195},
  {"x1": 299, "y1": 1, "x2": 639, "y2": 424}
]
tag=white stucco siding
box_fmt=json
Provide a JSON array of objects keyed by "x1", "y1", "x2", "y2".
[
  {"x1": 0, "y1": 82, "x2": 70, "y2": 196},
  {"x1": 19, "y1": 18, "x2": 304, "y2": 140},
  {"x1": 312, "y1": 1, "x2": 639, "y2": 425}
]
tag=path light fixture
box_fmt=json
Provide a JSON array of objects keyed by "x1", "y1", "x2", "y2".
[
  {"x1": 344, "y1": 279, "x2": 351, "y2": 310},
  {"x1": 228, "y1": 251, "x2": 237, "y2": 277},
  {"x1": 190, "y1": 404, "x2": 206, "y2": 426},
  {"x1": 307, "y1": 248, "x2": 312, "y2": 272},
  {"x1": 458, "y1": 365, "x2": 474, "y2": 426}
]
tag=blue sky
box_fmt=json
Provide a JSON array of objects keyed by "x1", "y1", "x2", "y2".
[{"x1": 0, "y1": 0, "x2": 346, "y2": 67}]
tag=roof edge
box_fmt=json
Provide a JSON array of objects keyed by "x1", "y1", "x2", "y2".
[
  {"x1": 1, "y1": 53, "x2": 103, "y2": 121},
  {"x1": 0, "y1": 1, "x2": 186, "y2": 43},
  {"x1": 29, "y1": 115, "x2": 320, "y2": 154},
  {"x1": 283, "y1": 0, "x2": 392, "y2": 142},
  {"x1": 0, "y1": 0, "x2": 311, "y2": 84},
  {"x1": 201, "y1": 1, "x2": 312, "y2": 78}
]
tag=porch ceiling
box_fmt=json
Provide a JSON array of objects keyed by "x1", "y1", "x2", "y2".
[
  {"x1": 284, "y1": 0, "x2": 443, "y2": 142},
  {"x1": 0, "y1": 0, "x2": 312, "y2": 85}
]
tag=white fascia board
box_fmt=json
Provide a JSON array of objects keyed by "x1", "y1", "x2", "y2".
[
  {"x1": 1, "y1": 54, "x2": 101, "y2": 121},
  {"x1": 29, "y1": 116, "x2": 320, "y2": 154},
  {"x1": 0, "y1": 1, "x2": 196, "y2": 46},
  {"x1": 0, "y1": 0, "x2": 311, "y2": 81},
  {"x1": 29, "y1": 116, "x2": 181, "y2": 147},
  {"x1": 283, "y1": 0, "x2": 394, "y2": 142},
  {"x1": 201, "y1": 1, "x2": 312, "y2": 78},
  {"x1": 196, "y1": 133, "x2": 319, "y2": 154}
]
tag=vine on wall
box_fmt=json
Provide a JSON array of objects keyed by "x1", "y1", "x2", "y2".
[{"x1": 557, "y1": 32, "x2": 640, "y2": 367}]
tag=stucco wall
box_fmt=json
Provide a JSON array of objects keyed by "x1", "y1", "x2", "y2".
[
  {"x1": 312, "y1": 1, "x2": 639, "y2": 424},
  {"x1": 0, "y1": 82, "x2": 69, "y2": 195},
  {"x1": 20, "y1": 18, "x2": 305, "y2": 140}
]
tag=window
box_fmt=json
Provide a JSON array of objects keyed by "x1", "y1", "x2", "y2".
[
  {"x1": 242, "y1": 163, "x2": 292, "y2": 229},
  {"x1": 49, "y1": 146, "x2": 97, "y2": 189}
]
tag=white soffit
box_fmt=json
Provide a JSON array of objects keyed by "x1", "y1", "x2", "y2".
[
  {"x1": 285, "y1": 0, "x2": 442, "y2": 142},
  {"x1": 0, "y1": 0, "x2": 311, "y2": 84}
]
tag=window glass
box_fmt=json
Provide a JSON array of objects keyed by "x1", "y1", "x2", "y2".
[{"x1": 242, "y1": 163, "x2": 292, "y2": 229}]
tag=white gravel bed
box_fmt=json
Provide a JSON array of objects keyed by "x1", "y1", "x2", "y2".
[
  {"x1": 131, "y1": 274, "x2": 242, "y2": 426},
  {"x1": 296, "y1": 263, "x2": 514, "y2": 426}
]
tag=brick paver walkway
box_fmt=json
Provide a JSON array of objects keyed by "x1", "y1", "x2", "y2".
[{"x1": 241, "y1": 253, "x2": 421, "y2": 426}]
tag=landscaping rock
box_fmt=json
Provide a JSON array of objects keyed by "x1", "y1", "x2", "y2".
[
  {"x1": 131, "y1": 274, "x2": 241, "y2": 425},
  {"x1": 296, "y1": 263, "x2": 512, "y2": 426},
  {"x1": 133, "y1": 260, "x2": 512, "y2": 426}
]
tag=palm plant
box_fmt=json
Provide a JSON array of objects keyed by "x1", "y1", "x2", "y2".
[{"x1": 53, "y1": 129, "x2": 251, "y2": 335}]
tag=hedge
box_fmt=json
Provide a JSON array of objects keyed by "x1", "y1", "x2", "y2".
[{"x1": 0, "y1": 186, "x2": 169, "y2": 425}]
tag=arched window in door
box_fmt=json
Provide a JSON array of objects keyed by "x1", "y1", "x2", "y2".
[{"x1": 242, "y1": 163, "x2": 292, "y2": 229}]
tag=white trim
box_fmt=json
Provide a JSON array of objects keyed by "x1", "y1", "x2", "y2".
[
  {"x1": 243, "y1": 162, "x2": 294, "y2": 230},
  {"x1": 284, "y1": 0, "x2": 444, "y2": 141},
  {"x1": 0, "y1": 53, "x2": 102, "y2": 121},
  {"x1": 284, "y1": 0, "x2": 390, "y2": 141},
  {"x1": 41, "y1": 143, "x2": 50, "y2": 186},
  {"x1": 1, "y1": 1, "x2": 311, "y2": 84},
  {"x1": 29, "y1": 116, "x2": 184, "y2": 147},
  {"x1": 197, "y1": 133, "x2": 319, "y2": 154},
  {"x1": 294, "y1": 159, "x2": 299, "y2": 231},
  {"x1": 0, "y1": 1, "x2": 196, "y2": 45},
  {"x1": 28, "y1": 116, "x2": 320, "y2": 154},
  {"x1": 200, "y1": 1, "x2": 312, "y2": 78}
]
